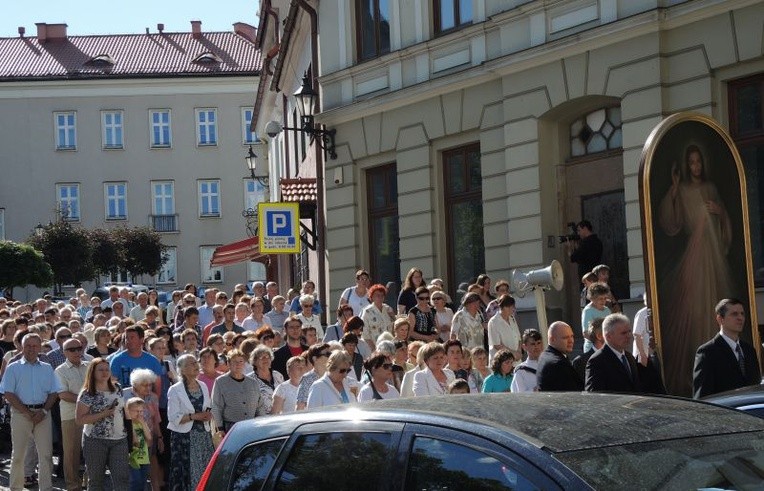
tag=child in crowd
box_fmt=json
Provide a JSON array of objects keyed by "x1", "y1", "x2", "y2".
[
  {"x1": 447, "y1": 379, "x2": 470, "y2": 394},
  {"x1": 126, "y1": 397, "x2": 152, "y2": 491}
]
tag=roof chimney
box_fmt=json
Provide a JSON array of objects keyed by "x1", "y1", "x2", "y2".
[
  {"x1": 157, "y1": 23, "x2": 164, "y2": 33},
  {"x1": 18, "y1": 26, "x2": 25, "y2": 37},
  {"x1": 191, "y1": 20, "x2": 202, "y2": 39},
  {"x1": 233, "y1": 22, "x2": 257, "y2": 42},
  {"x1": 36, "y1": 23, "x2": 67, "y2": 43}
]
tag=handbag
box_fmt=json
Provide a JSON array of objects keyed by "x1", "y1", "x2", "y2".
[{"x1": 210, "y1": 416, "x2": 225, "y2": 448}]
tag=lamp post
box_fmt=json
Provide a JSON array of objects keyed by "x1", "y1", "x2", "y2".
[{"x1": 34, "y1": 223, "x2": 44, "y2": 237}]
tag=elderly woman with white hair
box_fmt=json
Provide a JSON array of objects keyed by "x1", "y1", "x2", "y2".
[
  {"x1": 123, "y1": 368, "x2": 163, "y2": 491},
  {"x1": 376, "y1": 340, "x2": 405, "y2": 391},
  {"x1": 296, "y1": 293, "x2": 323, "y2": 339},
  {"x1": 307, "y1": 351, "x2": 357, "y2": 409},
  {"x1": 167, "y1": 354, "x2": 214, "y2": 491},
  {"x1": 246, "y1": 345, "x2": 283, "y2": 415}
]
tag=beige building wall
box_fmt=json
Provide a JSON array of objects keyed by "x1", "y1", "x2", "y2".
[
  {"x1": 0, "y1": 77, "x2": 265, "y2": 299},
  {"x1": 315, "y1": 0, "x2": 764, "y2": 317}
]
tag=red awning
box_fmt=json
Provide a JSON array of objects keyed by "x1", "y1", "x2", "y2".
[{"x1": 210, "y1": 237, "x2": 266, "y2": 267}]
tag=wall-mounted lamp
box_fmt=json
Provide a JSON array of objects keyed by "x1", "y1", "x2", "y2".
[
  {"x1": 267, "y1": 73, "x2": 337, "y2": 160},
  {"x1": 34, "y1": 222, "x2": 45, "y2": 237},
  {"x1": 245, "y1": 145, "x2": 270, "y2": 187}
]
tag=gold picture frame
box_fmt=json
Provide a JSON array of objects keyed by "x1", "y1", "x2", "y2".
[{"x1": 639, "y1": 112, "x2": 761, "y2": 396}]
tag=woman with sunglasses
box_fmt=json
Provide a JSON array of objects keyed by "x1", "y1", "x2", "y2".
[
  {"x1": 295, "y1": 344, "x2": 332, "y2": 411},
  {"x1": 307, "y1": 351, "x2": 357, "y2": 409},
  {"x1": 407, "y1": 286, "x2": 438, "y2": 343},
  {"x1": 358, "y1": 352, "x2": 400, "y2": 402}
]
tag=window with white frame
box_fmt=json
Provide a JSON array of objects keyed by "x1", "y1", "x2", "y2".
[
  {"x1": 151, "y1": 181, "x2": 176, "y2": 232},
  {"x1": 242, "y1": 107, "x2": 257, "y2": 144},
  {"x1": 101, "y1": 110, "x2": 124, "y2": 149},
  {"x1": 150, "y1": 109, "x2": 172, "y2": 148},
  {"x1": 104, "y1": 183, "x2": 127, "y2": 220},
  {"x1": 54, "y1": 111, "x2": 77, "y2": 150},
  {"x1": 56, "y1": 183, "x2": 80, "y2": 221},
  {"x1": 157, "y1": 246, "x2": 177, "y2": 284},
  {"x1": 0, "y1": 208, "x2": 5, "y2": 240},
  {"x1": 104, "y1": 270, "x2": 132, "y2": 284},
  {"x1": 196, "y1": 108, "x2": 218, "y2": 146},
  {"x1": 152, "y1": 181, "x2": 175, "y2": 216},
  {"x1": 198, "y1": 180, "x2": 221, "y2": 217},
  {"x1": 244, "y1": 179, "x2": 267, "y2": 210},
  {"x1": 200, "y1": 246, "x2": 223, "y2": 283},
  {"x1": 248, "y1": 261, "x2": 266, "y2": 283}
]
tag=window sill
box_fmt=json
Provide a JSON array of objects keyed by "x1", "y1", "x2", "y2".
[
  {"x1": 435, "y1": 21, "x2": 474, "y2": 38},
  {"x1": 150, "y1": 144, "x2": 172, "y2": 149},
  {"x1": 106, "y1": 216, "x2": 127, "y2": 221},
  {"x1": 56, "y1": 146, "x2": 77, "y2": 151},
  {"x1": 103, "y1": 145, "x2": 124, "y2": 151},
  {"x1": 199, "y1": 214, "x2": 221, "y2": 219},
  {"x1": 197, "y1": 143, "x2": 218, "y2": 147}
]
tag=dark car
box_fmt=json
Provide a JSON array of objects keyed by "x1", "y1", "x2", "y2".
[
  {"x1": 198, "y1": 393, "x2": 764, "y2": 490},
  {"x1": 705, "y1": 383, "x2": 764, "y2": 418}
]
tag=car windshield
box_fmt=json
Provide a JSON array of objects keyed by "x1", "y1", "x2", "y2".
[{"x1": 556, "y1": 431, "x2": 764, "y2": 490}]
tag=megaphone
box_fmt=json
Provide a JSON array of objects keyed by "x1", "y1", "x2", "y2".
[{"x1": 511, "y1": 260, "x2": 564, "y2": 297}]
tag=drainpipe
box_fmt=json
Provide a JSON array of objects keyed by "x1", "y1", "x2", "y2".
[{"x1": 294, "y1": 0, "x2": 328, "y2": 325}]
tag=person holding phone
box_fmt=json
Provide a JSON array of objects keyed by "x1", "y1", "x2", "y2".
[{"x1": 76, "y1": 358, "x2": 130, "y2": 490}]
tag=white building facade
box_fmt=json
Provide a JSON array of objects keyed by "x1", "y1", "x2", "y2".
[{"x1": 0, "y1": 21, "x2": 268, "y2": 299}]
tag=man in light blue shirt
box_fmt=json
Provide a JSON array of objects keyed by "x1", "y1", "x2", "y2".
[
  {"x1": 196, "y1": 288, "x2": 218, "y2": 328},
  {"x1": 0, "y1": 333, "x2": 62, "y2": 491}
]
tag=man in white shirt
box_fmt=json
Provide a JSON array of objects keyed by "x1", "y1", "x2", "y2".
[
  {"x1": 129, "y1": 292, "x2": 149, "y2": 321},
  {"x1": 511, "y1": 329, "x2": 543, "y2": 393},
  {"x1": 55, "y1": 338, "x2": 89, "y2": 491}
]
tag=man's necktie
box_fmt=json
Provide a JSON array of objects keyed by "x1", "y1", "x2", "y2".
[
  {"x1": 621, "y1": 354, "x2": 632, "y2": 381},
  {"x1": 735, "y1": 343, "x2": 746, "y2": 376}
]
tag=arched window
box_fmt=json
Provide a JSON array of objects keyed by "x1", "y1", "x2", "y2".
[{"x1": 570, "y1": 106, "x2": 622, "y2": 157}]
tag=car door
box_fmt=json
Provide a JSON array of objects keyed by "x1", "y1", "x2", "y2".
[
  {"x1": 396, "y1": 423, "x2": 566, "y2": 490},
  {"x1": 263, "y1": 421, "x2": 405, "y2": 491}
]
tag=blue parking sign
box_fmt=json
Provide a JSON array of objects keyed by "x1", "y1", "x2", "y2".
[{"x1": 258, "y1": 202, "x2": 300, "y2": 253}]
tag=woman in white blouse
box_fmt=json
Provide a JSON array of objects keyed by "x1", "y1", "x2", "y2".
[
  {"x1": 307, "y1": 351, "x2": 357, "y2": 409},
  {"x1": 296, "y1": 294, "x2": 323, "y2": 339},
  {"x1": 412, "y1": 342, "x2": 455, "y2": 397},
  {"x1": 487, "y1": 294, "x2": 521, "y2": 363},
  {"x1": 358, "y1": 352, "x2": 400, "y2": 402}
]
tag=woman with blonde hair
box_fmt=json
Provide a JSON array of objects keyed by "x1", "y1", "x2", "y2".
[
  {"x1": 306, "y1": 351, "x2": 357, "y2": 408},
  {"x1": 412, "y1": 342, "x2": 455, "y2": 396}
]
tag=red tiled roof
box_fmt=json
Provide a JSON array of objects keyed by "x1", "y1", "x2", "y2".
[
  {"x1": 280, "y1": 178, "x2": 317, "y2": 203},
  {"x1": 0, "y1": 31, "x2": 261, "y2": 80}
]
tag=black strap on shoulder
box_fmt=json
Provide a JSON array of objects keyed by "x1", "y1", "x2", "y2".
[{"x1": 515, "y1": 365, "x2": 537, "y2": 375}]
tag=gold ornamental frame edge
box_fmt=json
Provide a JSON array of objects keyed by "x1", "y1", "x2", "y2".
[{"x1": 638, "y1": 111, "x2": 762, "y2": 377}]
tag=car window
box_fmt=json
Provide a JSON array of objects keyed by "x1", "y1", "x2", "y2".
[
  {"x1": 274, "y1": 432, "x2": 394, "y2": 490},
  {"x1": 556, "y1": 432, "x2": 764, "y2": 489},
  {"x1": 405, "y1": 436, "x2": 541, "y2": 490},
  {"x1": 231, "y1": 438, "x2": 286, "y2": 491}
]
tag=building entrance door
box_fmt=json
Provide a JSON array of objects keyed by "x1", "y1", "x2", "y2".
[{"x1": 561, "y1": 153, "x2": 628, "y2": 338}]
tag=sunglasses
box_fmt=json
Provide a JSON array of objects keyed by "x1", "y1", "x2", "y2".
[
  {"x1": 338, "y1": 368, "x2": 352, "y2": 374},
  {"x1": 65, "y1": 347, "x2": 83, "y2": 353},
  {"x1": 380, "y1": 363, "x2": 393, "y2": 370},
  {"x1": 418, "y1": 296, "x2": 430, "y2": 300},
  {"x1": 261, "y1": 335, "x2": 275, "y2": 341},
  {"x1": 185, "y1": 300, "x2": 195, "y2": 305},
  {"x1": 316, "y1": 352, "x2": 331, "y2": 358}
]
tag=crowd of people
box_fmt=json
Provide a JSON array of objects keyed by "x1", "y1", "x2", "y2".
[{"x1": 0, "y1": 263, "x2": 759, "y2": 491}]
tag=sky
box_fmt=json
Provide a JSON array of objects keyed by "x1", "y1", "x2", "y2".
[{"x1": 0, "y1": 0, "x2": 260, "y2": 38}]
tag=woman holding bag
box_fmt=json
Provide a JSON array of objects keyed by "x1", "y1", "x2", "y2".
[{"x1": 167, "y1": 354, "x2": 214, "y2": 491}]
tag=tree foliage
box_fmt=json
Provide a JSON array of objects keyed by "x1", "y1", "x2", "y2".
[
  {"x1": 113, "y1": 226, "x2": 165, "y2": 278},
  {"x1": 89, "y1": 227, "x2": 121, "y2": 278},
  {"x1": 0, "y1": 241, "x2": 53, "y2": 293},
  {"x1": 27, "y1": 223, "x2": 165, "y2": 288},
  {"x1": 27, "y1": 221, "x2": 93, "y2": 288}
]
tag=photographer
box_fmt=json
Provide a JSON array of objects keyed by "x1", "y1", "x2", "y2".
[{"x1": 567, "y1": 220, "x2": 603, "y2": 282}]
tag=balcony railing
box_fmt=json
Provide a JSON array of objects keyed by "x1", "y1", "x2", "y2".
[{"x1": 150, "y1": 214, "x2": 178, "y2": 232}]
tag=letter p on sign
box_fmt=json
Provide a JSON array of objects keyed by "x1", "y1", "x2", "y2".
[{"x1": 267, "y1": 211, "x2": 291, "y2": 236}]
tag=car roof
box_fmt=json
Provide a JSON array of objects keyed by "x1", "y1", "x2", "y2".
[
  {"x1": 241, "y1": 393, "x2": 764, "y2": 454},
  {"x1": 704, "y1": 384, "x2": 764, "y2": 407}
]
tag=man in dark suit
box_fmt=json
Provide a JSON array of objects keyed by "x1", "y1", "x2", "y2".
[
  {"x1": 585, "y1": 313, "x2": 663, "y2": 394},
  {"x1": 572, "y1": 318, "x2": 604, "y2": 381},
  {"x1": 273, "y1": 316, "x2": 309, "y2": 378},
  {"x1": 693, "y1": 298, "x2": 761, "y2": 399},
  {"x1": 537, "y1": 321, "x2": 584, "y2": 391}
]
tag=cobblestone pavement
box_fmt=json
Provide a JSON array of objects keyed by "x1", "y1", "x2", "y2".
[{"x1": 0, "y1": 453, "x2": 118, "y2": 491}]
